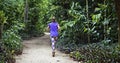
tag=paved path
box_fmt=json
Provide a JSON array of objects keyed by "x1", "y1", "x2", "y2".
[{"x1": 16, "y1": 33, "x2": 78, "y2": 63}]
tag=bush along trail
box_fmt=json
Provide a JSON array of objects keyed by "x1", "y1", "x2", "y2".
[{"x1": 15, "y1": 33, "x2": 78, "y2": 63}]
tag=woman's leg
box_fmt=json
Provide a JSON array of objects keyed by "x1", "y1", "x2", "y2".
[
  {"x1": 54, "y1": 37, "x2": 58, "y2": 42},
  {"x1": 50, "y1": 37, "x2": 54, "y2": 51},
  {"x1": 50, "y1": 36, "x2": 55, "y2": 57},
  {"x1": 53, "y1": 37, "x2": 58, "y2": 50},
  {"x1": 50, "y1": 36, "x2": 58, "y2": 57}
]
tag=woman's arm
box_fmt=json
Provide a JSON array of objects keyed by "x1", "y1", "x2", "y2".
[
  {"x1": 58, "y1": 24, "x2": 60, "y2": 30},
  {"x1": 46, "y1": 25, "x2": 50, "y2": 32}
]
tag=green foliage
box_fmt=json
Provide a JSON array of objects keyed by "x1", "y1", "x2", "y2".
[
  {"x1": 0, "y1": 21, "x2": 24, "y2": 63},
  {"x1": 0, "y1": 22, "x2": 24, "y2": 63},
  {"x1": 70, "y1": 43, "x2": 120, "y2": 63},
  {"x1": 3, "y1": 21, "x2": 24, "y2": 54},
  {"x1": 0, "y1": 0, "x2": 24, "y2": 29},
  {"x1": 0, "y1": 11, "x2": 7, "y2": 25},
  {"x1": 56, "y1": 0, "x2": 117, "y2": 52},
  {"x1": 0, "y1": 11, "x2": 7, "y2": 63},
  {"x1": 22, "y1": 0, "x2": 50, "y2": 39},
  {"x1": 35, "y1": 0, "x2": 52, "y2": 32},
  {"x1": 0, "y1": 43, "x2": 6, "y2": 63},
  {"x1": 70, "y1": 51, "x2": 85, "y2": 61},
  {"x1": 53, "y1": 0, "x2": 119, "y2": 62},
  {"x1": 0, "y1": 0, "x2": 24, "y2": 63}
]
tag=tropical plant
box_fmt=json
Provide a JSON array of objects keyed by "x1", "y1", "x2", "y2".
[
  {"x1": 70, "y1": 43, "x2": 120, "y2": 63},
  {"x1": 56, "y1": 0, "x2": 118, "y2": 52}
]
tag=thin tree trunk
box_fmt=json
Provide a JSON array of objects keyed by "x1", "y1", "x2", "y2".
[
  {"x1": 104, "y1": 0, "x2": 107, "y2": 40},
  {"x1": 114, "y1": 0, "x2": 120, "y2": 44},
  {"x1": 24, "y1": 0, "x2": 28, "y2": 23},
  {"x1": 86, "y1": 0, "x2": 90, "y2": 43},
  {"x1": 0, "y1": 25, "x2": 3, "y2": 42}
]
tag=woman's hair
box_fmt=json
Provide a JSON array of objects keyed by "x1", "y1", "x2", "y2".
[{"x1": 52, "y1": 16, "x2": 55, "y2": 20}]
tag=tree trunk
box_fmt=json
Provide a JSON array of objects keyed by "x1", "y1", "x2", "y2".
[
  {"x1": 0, "y1": 25, "x2": 3, "y2": 42},
  {"x1": 24, "y1": 0, "x2": 28, "y2": 23},
  {"x1": 114, "y1": 0, "x2": 120, "y2": 44},
  {"x1": 86, "y1": 0, "x2": 90, "y2": 43}
]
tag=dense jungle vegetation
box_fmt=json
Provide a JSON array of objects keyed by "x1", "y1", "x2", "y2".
[{"x1": 0, "y1": 0, "x2": 120, "y2": 63}]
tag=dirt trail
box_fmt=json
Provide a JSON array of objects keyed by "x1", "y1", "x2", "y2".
[{"x1": 16, "y1": 33, "x2": 78, "y2": 63}]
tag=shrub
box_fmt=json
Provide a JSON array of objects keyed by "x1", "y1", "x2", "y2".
[
  {"x1": 3, "y1": 21, "x2": 24, "y2": 55},
  {"x1": 70, "y1": 42, "x2": 120, "y2": 63},
  {"x1": 0, "y1": 42, "x2": 16, "y2": 63},
  {"x1": 70, "y1": 51, "x2": 85, "y2": 61},
  {"x1": 0, "y1": 21, "x2": 24, "y2": 63}
]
